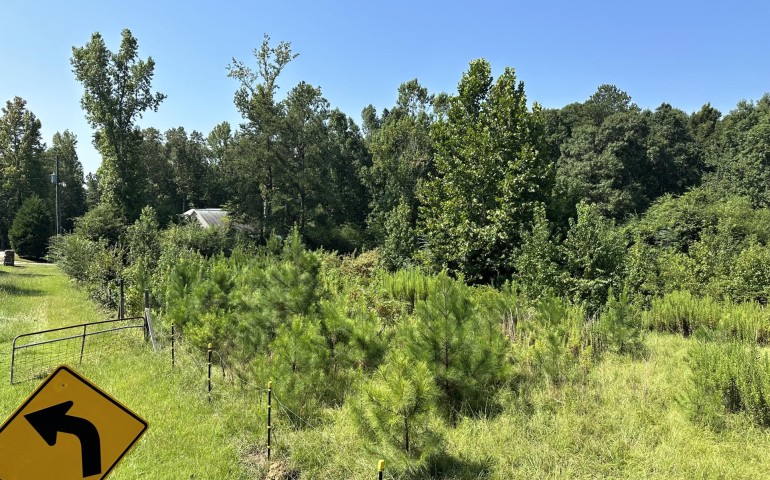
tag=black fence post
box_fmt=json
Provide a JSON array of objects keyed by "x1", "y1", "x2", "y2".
[
  {"x1": 171, "y1": 324, "x2": 175, "y2": 368},
  {"x1": 207, "y1": 343, "x2": 213, "y2": 402},
  {"x1": 79, "y1": 324, "x2": 87, "y2": 364},
  {"x1": 267, "y1": 380, "x2": 272, "y2": 461},
  {"x1": 378, "y1": 460, "x2": 384, "y2": 480},
  {"x1": 118, "y1": 278, "x2": 125, "y2": 319}
]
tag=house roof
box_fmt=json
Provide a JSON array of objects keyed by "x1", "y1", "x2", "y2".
[{"x1": 182, "y1": 208, "x2": 228, "y2": 228}]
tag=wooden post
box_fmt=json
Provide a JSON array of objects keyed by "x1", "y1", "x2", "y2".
[{"x1": 144, "y1": 289, "x2": 158, "y2": 351}]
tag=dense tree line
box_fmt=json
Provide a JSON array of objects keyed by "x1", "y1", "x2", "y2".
[
  {"x1": 29, "y1": 29, "x2": 770, "y2": 476},
  {"x1": 6, "y1": 28, "x2": 770, "y2": 304}
]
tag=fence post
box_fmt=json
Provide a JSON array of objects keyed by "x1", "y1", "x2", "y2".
[
  {"x1": 144, "y1": 289, "x2": 158, "y2": 352},
  {"x1": 267, "y1": 380, "x2": 272, "y2": 461},
  {"x1": 378, "y1": 459, "x2": 385, "y2": 480},
  {"x1": 79, "y1": 324, "x2": 87, "y2": 364},
  {"x1": 118, "y1": 278, "x2": 125, "y2": 320},
  {"x1": 171, "y1": 324, "x2": 175, "y2": 368},
  {"x1": 207, "y1": 343, "x2": 213, "y2": 403}
]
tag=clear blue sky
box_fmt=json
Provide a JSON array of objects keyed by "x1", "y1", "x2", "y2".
[{"x1": 2, "y1": 0, "x2": 769, "y2": 175}]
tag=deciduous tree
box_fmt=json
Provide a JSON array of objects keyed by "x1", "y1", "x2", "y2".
[
  {"x1": 418, "y1": 60, "x2": 551, "y2": 281},
  {"x1": 71, "y1": 29, "x2": 165, "y2": 221}
]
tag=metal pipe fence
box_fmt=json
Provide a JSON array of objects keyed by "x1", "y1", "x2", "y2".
[{"x1": 10, "y1": 316, "x2": 147, "y2": 384}]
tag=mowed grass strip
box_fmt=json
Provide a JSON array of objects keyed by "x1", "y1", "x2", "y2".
[{"x1": 0, "y1": 263, "x2": 263, "y2": 479}]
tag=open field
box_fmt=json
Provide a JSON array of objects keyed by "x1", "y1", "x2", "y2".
[{"x1": 3, "y1": 263, "x2": 770, "y2": 479}]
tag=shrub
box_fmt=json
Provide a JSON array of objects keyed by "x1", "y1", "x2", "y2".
[
  {"x1": 686, "y1": 339, "x2": 770, "y2": 429},
  {"x1": 561, "y1": 202, "x2": 626, "y2": 313},
  {"x1": 48, "y1": 234, "x2": 102, "y2": 282},
  {"x1": 596, "y1": 288, "x2": 644, "y2": 356},
  {"x1": 643, "y1": 290, "x2": 722, "y2": 335},
  {"x1": 9, "y1": 195, "x2": 52, "y2": 259},
  {"x1": 402, "y1": 273, "x2": 509, "y2": 420},
  {"x1": 351, "y1": 350, "x2": 442, "y2": 465},
  {"x1": 74, "y1": 203, "x2": 126, "y2": 245}
]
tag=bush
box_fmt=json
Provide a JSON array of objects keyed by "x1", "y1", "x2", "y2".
[
  {"x1": 9, "y1": 195, "x2": 52, "y2": 259},
  {"x1": 686, "y1": 339, "x2": 770, "y2": 429},
  {"x1": 74, "y1": 203, "x2": 126, "y2": 245},
  {"x1": 48, "y1": 234, "x2": 102, "y2": 282},
  {"x1": 351, "y1": 350, "x2": 442, "y2": 465},
  {"x1": 402, "y1": 273, "x2": 510, "y2": 420},
  {"x1": 643, "y1": 290, "x2": 721, "y2": 335},
  {"x1": 596, "y1": 288, "x2": 644, "y2": 356}
]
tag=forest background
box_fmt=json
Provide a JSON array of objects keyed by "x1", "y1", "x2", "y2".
[{"x1": 4, "y1": 26, "x2": 770, "y2": 478}]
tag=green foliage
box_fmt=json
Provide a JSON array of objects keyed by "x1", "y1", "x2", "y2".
[
  {"x1": 74, "y1": 202, "x2": 126, "y2": 245},
  {"x1": 510, "y1": 294, "x2": 595, "y2": 387},
  {"x1": 418, "y1": 59, "x2": 551, "y2": 282},
  {"x1": 9, "y1": 195, "x2": 52, "y2": 259},
  {"x1": 85, "y1": 242, "x2": 125, "y2": 308},
  {"x1": 644, "y1": 290, "x2": 721, "y2": 335},
  {"x1": 727, "y1": 241, "x2": 770, "y2": 303},
  {"x1": 514, "y1": 203, "x2": 562, "y2": 298},
  {"x1": 705, "y1": 94, "x2": 770, "y2": 208},
  {"x1": 226, "y1": 36, "x2": 368, "y2": 251},
  {"x1": 403, "y1": 273, "x2": 510, "y2": 419},
  {"x1": 0, "y1": 97, "x2": 47, "y2": 249},
  {"x1": 71, "y1": 29, "x2": 166, "y2": 221},
  {"x1": 48, "y1": 234, "x2": 101, "y2": 282},
  {"x1": 686, "y1": 340, "x2": 770, "y2": 429},
  {"x1": 351, "y1": 350, "x2": 441, "y2": 463},
  {"x1": 379, "y1": 200, "x2": 419, "y2": 270},
  {"x1": 123, "y1": 206, "x2": 162, "y2": 311},
  {"x1": 596, "y1": 289, "x2": 644, "y2": 356},
  {"x1": 644, "y1": 291, "x2": 770, "y2": 344},
  {"x1": 362, "y1": 80, "x2": 434, "y2": 266},
  {"x1": 380, "y1": 267, "x2": 431, "y2": 314},
  {"x1": 561, "y1": 202, "x2": 626, "y2": 312},
  {"x1": 50, "y1": 130, "x2": 87, "y2": 232}
]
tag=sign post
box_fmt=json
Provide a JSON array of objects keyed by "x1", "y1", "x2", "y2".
[{"x1": 0, "y1": 365, "x2": 148, "y2": 479}]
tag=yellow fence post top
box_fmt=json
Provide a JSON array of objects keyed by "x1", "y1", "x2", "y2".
[
  {"x1": 378, "y1": 459, "x2": 385, "y2": 471},
  {"x1": 268, "y1": 381, "x2": 273, "y2": 389},
  {"x1": 207, "y1": 343, "x2": 212, "y2": 350}
]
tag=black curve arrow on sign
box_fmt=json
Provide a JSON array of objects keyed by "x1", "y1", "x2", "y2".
[{"x1": 24, "y1": 400, "x2": 102, "y2": 477}]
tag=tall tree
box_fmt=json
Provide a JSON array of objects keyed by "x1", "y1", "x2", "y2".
[
  {"x1": 418, "y1": 60, "x2": 551, "y2": 281},
  {"x1": 0, "y1": 97, "x2": 47, "y2": 248},
  {"x1": 166, "y1": 127, "x2": 208, "y2": 212},
  {"x1": 275, "y1": 81, "x2": 330, "y2": 235},
  {"x1": 204, "y1": 122, "x2": 233, "y2": 207},
  {"x1": 646, "y1": 103, "x2": 703, "y2": 197},
  {"x1": 50, "y1": 131, "x2": 86, "y2": 232},
  {"x1": 555, "y1": 110, "x2": 650, "y2": 220},
  {"x1": 362, "y1": 80, "x2": 434, "y2": 268},
  {"x1": 705, "y1": 95, "x2": 770, "y2": 207},
  {"x1": 84, "y1": 172, "x2": 101, "y2": 210},
  {"x1": 71, "y1": 29, "x2": 166, "y2": 222},
  {"x1": 226, "y1": 34, "x2": 297, "y2": 239},
  {"x1": 138, "y1": 127, "x2": 177, "y2": 223}
]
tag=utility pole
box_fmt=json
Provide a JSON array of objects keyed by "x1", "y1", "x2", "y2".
[{"x1": 51, "y1": 154, "x2": 60, "y2": 235}]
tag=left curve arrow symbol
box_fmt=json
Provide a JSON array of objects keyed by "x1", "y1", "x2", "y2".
[{"x1": 24, "y1": 400, "x2": 102, "y2": 477}]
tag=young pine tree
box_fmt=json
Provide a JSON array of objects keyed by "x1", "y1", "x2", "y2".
[{"x1": 403, "y1": 273, "x2": 509, "y2": 420}]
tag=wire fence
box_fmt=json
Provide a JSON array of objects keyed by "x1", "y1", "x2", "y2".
[{"x1": 10, "y1": 317, "x2": 147, "y2": 384}]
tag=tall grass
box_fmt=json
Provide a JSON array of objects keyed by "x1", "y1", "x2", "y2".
[
  {"x1": 6, "y1": 264, "x2": 770, "y2": 478},
  {"x1": 643, "y1": 290, "x2": 770, "y2": 343}
]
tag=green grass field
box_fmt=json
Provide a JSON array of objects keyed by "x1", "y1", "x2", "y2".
[{"x1": 3, "y1": 263, "x2": 770, "y2": 479}]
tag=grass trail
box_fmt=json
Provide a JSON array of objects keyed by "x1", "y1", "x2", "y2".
[{"x1": 0, "y1": 263, "x2": 263, "y2": 478}]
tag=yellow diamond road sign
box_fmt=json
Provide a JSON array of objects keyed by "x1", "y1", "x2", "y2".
[{"x1": 0, "y1": 365, "x2": 148, "y2": 479}]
